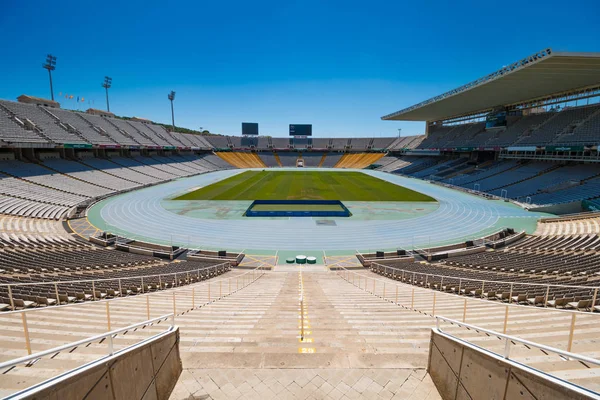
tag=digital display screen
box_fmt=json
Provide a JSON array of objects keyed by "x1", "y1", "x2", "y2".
[
  {"x1": 242, "y1": 122, "x2": 259, "y2": 135},
  {"x1": 289, "y1": 124, "x2": 312, "y2": 136},
  {"x1": 486, "y1": 113, "x2": 507, "y2": 129}
]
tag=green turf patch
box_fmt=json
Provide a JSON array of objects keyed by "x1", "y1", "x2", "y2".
[
  {"x1": 173, "y1": 171, "x2": 436, "y2": 202},
  {"x1": 250, "y1": 204, "x2": 345, "y2": 212}
]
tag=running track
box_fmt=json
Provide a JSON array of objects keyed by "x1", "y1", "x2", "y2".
[{"x1": 88, "y1": 169, "x2": 550, "y2": 253}]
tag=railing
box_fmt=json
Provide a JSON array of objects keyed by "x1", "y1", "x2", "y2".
[
  {"x1": 434, "y1": 315, "x2": 600, "y2": 365},
  {"x1": 335, "y1": 266, "x2": 600, "y2": 354},
  {"x1": 0, "y1": 313, "x2": 175, "y2": 372},
  {"x1": 1, "y1": 262, "x2": 233, "y2": 310},
  {"x1": 539, "y1": 210, "x2": 600, "y2": 223},
  {"x1": 369, "y1": 261, "x2": 600, "y2": 312},
  {"x1": 2, "y1": 265, "x2": 266, "y2": 356}
]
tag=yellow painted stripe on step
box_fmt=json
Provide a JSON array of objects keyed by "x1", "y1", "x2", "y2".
[{"x1": 298, "y1": 348, "x2": 316, "y2": 354}]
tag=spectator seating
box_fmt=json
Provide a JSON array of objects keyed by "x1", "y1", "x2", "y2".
[
  {"x1": 259, "y1": 152, "x2": 281, "y2": 167},
  {"x1": 215, "y1": 152, "x2": 266, "y2": 168},
  {"x1": 299, "y1": 152, "x2": 324, "y2": 167},
  {"x1": 394, "y1": 157, "x2": 440, "y2": 174},
  {"x1": 491, "y1": 164, "x2": 600, "y2": 200},
  {"x1": 0, "y1": 101, "x2": 87, "y2": 144},
  {"x1": 469, "y1": 162, "x2": 554, "y2": 193},
  {"x1": 371, "y1": 232, "x2": 600, "y2": 311},
  {"x1": 445, "y1": 160, "x2": 519, "y2": 188},
  {"x1": 0, "y1": 104, "x2": 48, "y2": 143},
  {"x1": 535, "y1": 216, "x2": 600, "y2": 236},
  {"x1": 415, "y1": 104, "x2": 600, "y2": 149},
  {"x1": 411, "y1": 158, "x2": 468, "y2": 179},
  {"x1": 319, "y1": 153, "x2": 343, "y2": 168},
  {"x1": 334, "y1": 153, "x2": 385, "y2": 168},
  {"x1": 277, "y1": 152, "x2": 299, "y2": 167},
  {"x1": 0, "y1": 215, "x2": 232, "y2": 311},
  {"x1": 0, "y1": 153, "x2": 231, "y2": 220}
]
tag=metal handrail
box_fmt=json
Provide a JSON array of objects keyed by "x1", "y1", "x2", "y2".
[
  {"x1": 2, "y1": 264, "x2": 266, "y2": 316},
  {"x1": 0, "y1": 313, "x2": 175, "y2": 371},
  {"x1": 335, "y1": 265, "x2": 597, "y2": 353},
  {"x1": 370, "y1": 261, "x2": 600, "y2": 291},
  {"x1": 0, "y1": 262, "x2": 231, "y2": 287},
  {"x1": 434, "y1": 315, "x2": 600, "y2": 366},
  {"x1": 335, "y1": 266, "x2": 600, "y2": 321}
]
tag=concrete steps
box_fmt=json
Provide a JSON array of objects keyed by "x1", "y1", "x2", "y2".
[{"x1": 346, "y1": 269, "x2": 600, "y2": 393}]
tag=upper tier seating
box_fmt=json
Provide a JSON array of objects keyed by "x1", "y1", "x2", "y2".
[
  {"x1": 515, "y1": 105, "x2": 600, "y2": 146},
  {"x1": 48, "y1": 108, "x2": 116, "y2": 145},
  {"x1": 415, "y1": 104, "x2": 600, "y2": 149},
  {"x1": 0, "y1": 107, "x2": 48, "y2": 143},
  {"x1": 0, "y1": 101, "x2": 87, "y2": 144},
  {"x1": 206, "y1": 136, "x2": 230, "y2": 149}
]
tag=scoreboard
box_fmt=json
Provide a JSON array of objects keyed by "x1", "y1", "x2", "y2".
[
  {"x1": 485, "y1": 112, "x2": 507, "y2": 129},
  {"x1": 242, "y1": 122, "x2": 259, "y2": 135},
  {"x1": 289, "y1": 124, "x2": 312, "y2": 136}
]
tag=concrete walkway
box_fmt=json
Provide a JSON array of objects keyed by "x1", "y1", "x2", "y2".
[{"x1": 170, "y1": 270, "x2": 441, "y2": 399}]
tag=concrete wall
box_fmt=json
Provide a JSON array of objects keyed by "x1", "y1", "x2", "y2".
[
  {"x1": 427, "y1": 329, "x2": 599, "y2": 400},
  {"x1": 529, "y1": 200, "x2": 583, "y2": 215},
  {"x1": 20, "y1": 327, "x2": 182, "y2": 400}
]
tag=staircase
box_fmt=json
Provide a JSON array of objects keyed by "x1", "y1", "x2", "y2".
[{"x1": 170, "y1": 270, "x2": 440, "y2": 399}]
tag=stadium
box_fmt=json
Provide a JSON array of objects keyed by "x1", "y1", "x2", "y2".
[{"x1": 1, "y1": 45, "x2": 600, "y2": 400}]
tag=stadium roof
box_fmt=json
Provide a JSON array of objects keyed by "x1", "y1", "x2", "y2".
[{"x1": 382, "y1": 48, "x2": 600, "y2": 122}]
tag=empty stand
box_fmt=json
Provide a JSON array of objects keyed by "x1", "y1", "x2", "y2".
[
  {"x1": 334, "y1": 153, "x2": 385, "y2": 168},
  {"x1": 215, "y1": 152, "x2": 266, "y2": 168}
]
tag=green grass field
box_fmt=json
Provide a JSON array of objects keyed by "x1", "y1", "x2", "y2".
[
  {"x1": 250, "y1": 204, "x2": 345, "y2": 212},
  {"x1": 174, "y1": 171, "x2": 436, "y2": 202}
]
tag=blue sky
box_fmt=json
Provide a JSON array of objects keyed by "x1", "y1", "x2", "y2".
[{"x1": 1, "y1": 0, "x2": 599, "y2": 137}]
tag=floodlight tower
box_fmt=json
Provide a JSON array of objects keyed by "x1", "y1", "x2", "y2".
[
  {"x1": 168, "y1": 91, "x2": 176, "y2": 130},
  {"x1": 102, "y1": 76, "x2": 112, "y2": 112},
  {"x1": 42, "y1": 54, "x2": 57, "y2": 101},
  {"x1": 397, "y1": 128, "x2": 402, "y2": 138}
]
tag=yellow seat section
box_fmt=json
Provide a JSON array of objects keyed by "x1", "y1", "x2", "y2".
[
  {"x1": 334, "y1": 153, "x2": 385, "y2": 168},
  {"x1": 215, "y1": 152, "x2": 267, "y2": 168}
]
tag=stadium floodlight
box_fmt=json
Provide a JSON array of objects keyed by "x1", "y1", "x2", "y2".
[
  {"x1": 397, "y1": 128, "x2": 402, "y2": 138},
  {"x1": 168, "y1": 91, "x2": 176, "y2": 130},
  {"x1": 102, "y1": 76, "x2": 112, "y2": 112},
  {"x1": 42, "y1": 54, "x2": 57, "y2": 101}
]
